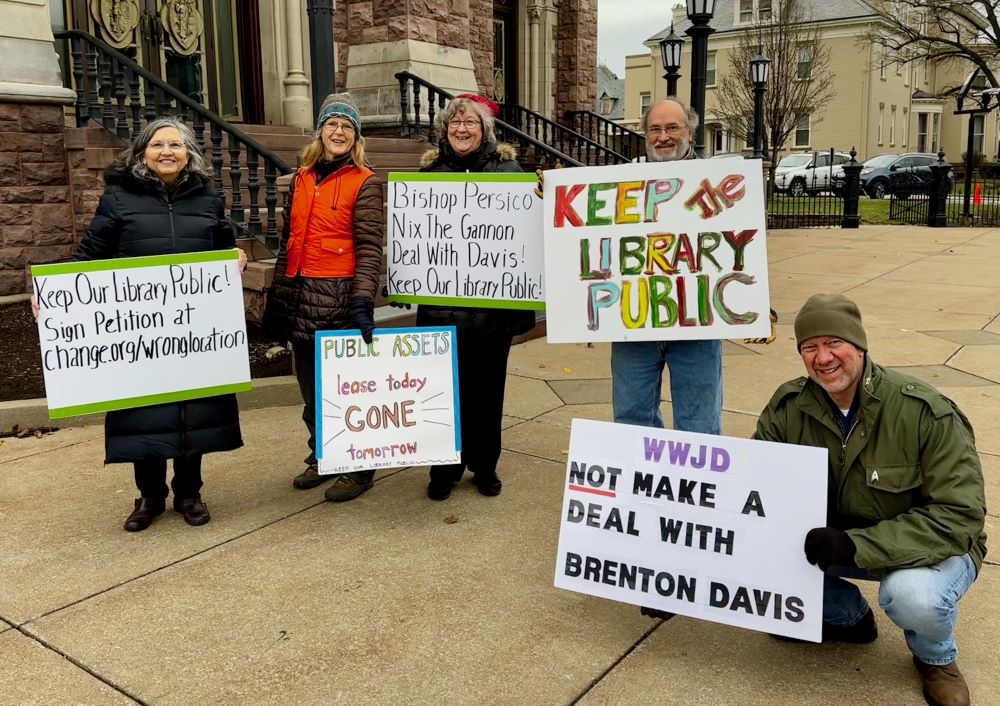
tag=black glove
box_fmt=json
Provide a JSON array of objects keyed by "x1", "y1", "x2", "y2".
[
  {"x1": 380, "y1": 285, "x2": 411, "y2": 309},
  {"x1": 349, "y1": 297, "x2": 375, "y2": 345},
  {"x1": 804, "y1": 527, "x2": 857, "y2": 571},
  {"x1": 640, "y1": 606, "x2": 675, "y2": 621}
]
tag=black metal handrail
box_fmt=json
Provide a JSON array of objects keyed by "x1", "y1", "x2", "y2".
[
  {"x1": 566, "y1": 110, "x2": 646, "y2": 162},
  {"x1": 54, "y1": 29, "x2": 293, "y2": 252},
  {"x1": 394, "y1": 71, "x2": 582, "y2": 168},
  {"x1": 502, "y1": 105, "x2": 629, "y2": 165}
]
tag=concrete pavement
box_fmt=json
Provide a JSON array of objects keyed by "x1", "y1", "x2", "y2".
[{"x1": 1, "y1": 225, "x2": 998, "y2": 705}]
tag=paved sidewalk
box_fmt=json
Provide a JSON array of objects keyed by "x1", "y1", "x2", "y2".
[{"x1": 1, "y1": 225, "x2": 998, "y2": 705}]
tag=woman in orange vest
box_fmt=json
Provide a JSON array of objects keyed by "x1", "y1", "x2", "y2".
[{"x1": 264, "y1": 93, "x2": 384, "y2": 502}]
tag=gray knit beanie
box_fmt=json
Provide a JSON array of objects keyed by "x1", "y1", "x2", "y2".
[
  {"x1": 316, "y1": 92, "x2": 361, "y2": 133},
  {"x1": 794, "y1": 293, "x2": 868, "y2": 351}
]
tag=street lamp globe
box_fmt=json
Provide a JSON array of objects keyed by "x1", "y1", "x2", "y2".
[
  {"x1": 659, "y1": 23, "x2": 684, "y2": 73},
  {"x1": 749, "y1": 49, "x2": 771, "y2": 86},
  {"x1": 686, "y1": 0, "x2": 716, "y2": 20}
]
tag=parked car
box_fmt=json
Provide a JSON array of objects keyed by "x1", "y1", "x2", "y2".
[
  {"x1": 710, "y1": 152, "x2": 745, "y2": 159},
  {"x1": 773, "y1": 151, "x2": 852, "y2": 196},
  {"x1": 832, "y1": 153, "x2": 955, "y2": 199}
]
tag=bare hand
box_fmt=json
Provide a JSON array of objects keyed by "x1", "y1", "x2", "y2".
[
  {"x1": 743, "y1": 308, "x2": 778, "y2": 345},
  {"x1": 30, "y1": 294, "x2": 39, "y2": 321},
  {"x1": 237, "y1": 248, "x2": 248, "y2": 272}
]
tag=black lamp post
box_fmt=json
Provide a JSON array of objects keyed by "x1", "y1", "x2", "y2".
[
  {"x1": 659, "y1": 23, "x2": 684, "y2": 98},
  {"x1": 307, "y1": 0, "x2": 336, "y2": 123},
  {"x1": 685, "y1": 0, "x2": 716, "y2": 157},
  {"x1": 749, "y1": 48, "x2": 770, "y2": 160}
]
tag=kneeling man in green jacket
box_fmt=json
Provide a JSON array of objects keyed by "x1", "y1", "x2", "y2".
[{"x1": 754, "y1": 293, "x2": 986, "y2": 706}]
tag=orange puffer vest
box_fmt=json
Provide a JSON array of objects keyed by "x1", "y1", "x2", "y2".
[{"x1": 284, "y1": 163, "x2": 375, "y2": 278}]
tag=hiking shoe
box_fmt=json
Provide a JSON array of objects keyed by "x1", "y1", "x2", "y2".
[
  {"x1": 427, "y1": 478, "x2": 455, "y2": 501},
  {"x1": 173, "y1": 495, "x2": 211, "y2": 526},
  {"x1": 123, "y1": 497, "x2": 165, "y2": 532},
  {"x1": 293, "y1": 464, "x2": 331, "y2": 489},
  {"x1": 913, "y1": 657, "x2": 970, "y2": 706},
  {"x1": 472, "y1": 469, "x2": 502, "y2": 496},
  {"x1": 324, "y1": 472, "x2": 374, "y2": 502}
]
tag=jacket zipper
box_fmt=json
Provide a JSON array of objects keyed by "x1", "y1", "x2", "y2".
[
  {"x1": 167, "y1": 201, "x2": 176, "y2": 251},
  {"x1": 836, "y1": 416, "x2": 861, "y2": 507}
]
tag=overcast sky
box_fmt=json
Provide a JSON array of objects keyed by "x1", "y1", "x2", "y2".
[{"x1": 598, "y1": 0, "x2": 678, "y2": 76}]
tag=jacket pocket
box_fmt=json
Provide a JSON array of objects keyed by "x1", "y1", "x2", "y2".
[
  {"x1": 320, "y1": 238, "x2": 354, "y2": 256},
  {"x1": 865, "y1": 463, "x2": 922, "y2": 493}
]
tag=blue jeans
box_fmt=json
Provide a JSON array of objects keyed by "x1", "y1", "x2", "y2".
[
  {"x1": 824, "y1": 554, "x2": 977, "y2": 664},
  {"x1": 610, "y1": 340, "x2": 723, "y2": 434}
]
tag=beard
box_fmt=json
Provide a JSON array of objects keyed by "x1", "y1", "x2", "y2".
[{"x1": 647, "y1": 135, "x2": 691, "y2": 162}]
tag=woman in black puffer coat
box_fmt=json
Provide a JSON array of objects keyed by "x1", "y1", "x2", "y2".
[
  {"x1": 416, "y1": 94, "x2": 535, "y2": 501},
  {"x1": 68, "y1": 117, "x2": 245, "y2": 532}
]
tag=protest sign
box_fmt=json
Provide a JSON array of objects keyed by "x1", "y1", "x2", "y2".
[
  {"x1": 315, "y1": 326, "x2": 461, "y2": 474},
  {"x1": 31, "y1": 250, "x2": 251, "y2": 419},
  {"x1": 543, "y1": 159, "x2": 771, "y2": 343},
  {"x1": 555, "y1": 419, "x2": 827, "y2": 642},
  {"x1": 386, "y1": 172, "x2": 544, "y2": 310}
]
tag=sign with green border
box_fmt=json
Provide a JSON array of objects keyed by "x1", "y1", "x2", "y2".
[
  {"x1": 386, "y1": 172, "x2": 544, "y2": 310},
  {"x1": 31, "y1": 250, "x2": 251, "y2": 419}
]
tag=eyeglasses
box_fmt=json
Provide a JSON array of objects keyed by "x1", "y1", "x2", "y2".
[
  {"x1": 646, "y1": 124, "x2": 688, "y2": 137},
  {"x1": 323, "y1": 121, "x2": 356, "y2": 134},
  {"x1": 146, "y1": 141, "x2": 186, "y2": 152},
  {"x1": 448, "y1": 119, "x2": 481, "y2": 130}
]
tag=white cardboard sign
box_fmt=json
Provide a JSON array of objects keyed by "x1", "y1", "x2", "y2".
[
  {"x1": 543, "y1": 160, "x2": 771, "y2": 343},
  {"x1": 315, "y1": 326, "x2": 461, "y2": 474},
  {"x1": 386, "y1": 172, "x2": 544, "y2": 310},
  {"x1": 555, "y1": 418, "x2": 827, "y2": 642},
  {"x1": 31, "y1": 250, "x2": 250, "y2": 418}
]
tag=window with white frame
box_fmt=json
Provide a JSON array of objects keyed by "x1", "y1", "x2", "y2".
[
  {"x1": 890, "y1": 106, "x2": 896, "y2": 145},
  {"x1": 794, "y1": 114, "x2": 810, "y2": 147},
  {"x1": 879, "y1": 55, "x2": 886, "y2": 80},
  {"x1": 738, "y1": 0, "x2": 771, "y2": 24},
  {"x1": 796, "y1": 45, "x2": 813, "y2": 80},
  {"x1": 878, "y1": 104, "x2": 884, "y2": 144},
  {"x1": 923, "y1": 59, "x2": 928, "y2": 84},
  {"x1": 640, "y1": 92, "x2": 651, "y2": 116},
  {"x1": 973, "y1": 114, "x2": 985, "y2": 154},
  {"x1": 902, "y1": 107, "x2": 908, "y2": 147},
  {"x1": 707, "y1": 52, "x2": 717, "y2": 86},
  {"x1": 931, "y1": 113, "x2": 940, "y2": 152},
  {"x1": 917, "y1": 113, "x2": 928, "y2": 152}
]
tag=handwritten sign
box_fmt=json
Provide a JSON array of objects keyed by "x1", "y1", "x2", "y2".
[
  {"x1": 386, "y1": 173, "x2": 544, "y2": 310},
  {"x1": 555, "y1": 418, "x2": 826, "y2": 642},
  {"x1": 315, "y1": 326, "x2": 461, "y2": 474},
  {"x1": 543, "y1": 160, "x2": 771, "y2": 343},
  {"x1": 31, "y1": 250, "x2": 251, "y2": 419}
]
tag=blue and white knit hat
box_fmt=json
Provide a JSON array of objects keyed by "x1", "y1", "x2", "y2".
[{"x1": 316, "y1": 92, "x2": 362, "y2": 133}]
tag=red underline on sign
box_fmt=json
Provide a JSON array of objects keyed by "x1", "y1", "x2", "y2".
[{"x1": 568, "y1": 484, "x2": 616, "y2": 498}]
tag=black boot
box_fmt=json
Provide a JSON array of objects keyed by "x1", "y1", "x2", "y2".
[
  {"x1": 123, "y1": 497, "x2": 165, "y2": 532},
  {"x1": 472, "y1": 469, "x2": 502, "y2": 496}
]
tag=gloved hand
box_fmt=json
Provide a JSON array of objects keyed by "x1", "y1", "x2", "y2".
[
  {"x1": 804, "y1": 527, "x2": 857, "y2": 571},
  {"x1": 640, "y1": 606, "x2": 675, "y2": 621},
  {"x1": 381, "y1": 285, "x2": 411, "y2": 310},
  {"x1": 349, "y1": 296, "x2": 376, "y2": 344},
  {"x1": 744, "y1": 308, "x2": 778, "y2": 345}
]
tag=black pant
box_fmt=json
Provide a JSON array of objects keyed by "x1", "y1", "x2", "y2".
[
  {"x1": 430, "y1": 328, "x2": 513, "y2": 483},
  {"x1": 292, "y1": 339, "x2": 318, "y2": 465},
  {"x1": 134, "y1": 456, "x2": 203, "y2": 500}
]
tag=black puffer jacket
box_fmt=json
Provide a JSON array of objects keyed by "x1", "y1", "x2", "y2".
[
  {"x1": 263, "y1": 158, "x2": 384, "y2": 344},
  {"x1": 415, "y1": 140, "x2": 536, "y2": 338},
  {"x1": 72, "y1": 168, "x2": 243, "y2": 462}
]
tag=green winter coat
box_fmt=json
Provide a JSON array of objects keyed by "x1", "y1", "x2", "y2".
[{"x1": 754, "y1": 357, "x2": 987, "y2": 575}]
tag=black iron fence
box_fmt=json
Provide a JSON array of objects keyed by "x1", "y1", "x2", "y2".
[
  {"x1": 947, "y1": 172, "x2": 1000, "y2": 226},
  {"x1": 766, "y1": 147, "x2": 851, "y2": 229}
]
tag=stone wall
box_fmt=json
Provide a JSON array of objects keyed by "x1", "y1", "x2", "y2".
[
  {"x1": 554, "y1": 0, "x2": 598, "y2": 122},
  {"x1": 0, "y1": 102, "x2": 75, "y2": 297}
]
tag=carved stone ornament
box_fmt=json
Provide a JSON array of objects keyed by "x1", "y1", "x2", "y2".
[
  {"x1": 160, "y1": 0, "x2": 205, "y2": 56},
  {"x1": 89, "y1": 0, "x2": 141, "y2": 48},
  {"x1": 493, "y1": 68, "x2": 506, "y2": 102}
]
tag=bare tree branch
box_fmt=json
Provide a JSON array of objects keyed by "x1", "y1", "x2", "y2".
[{"x1": 713, "y1": 0, "x2": 837, "y2": 170}]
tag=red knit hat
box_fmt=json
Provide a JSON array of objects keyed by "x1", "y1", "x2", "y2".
[{"x1": 455, "y1": 93, "x2": 500, "y2": 118}]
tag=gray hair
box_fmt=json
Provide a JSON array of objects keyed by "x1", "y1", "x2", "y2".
[
  {"x1": 116, "y1": 116, "x2": 213, "y2": 182},
  {"x1": 435, "y1": 98, "x2": 497, "y2": 145},
  {"x1": 641, "y1": 99, "x2": 700, "y2": 133}
]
